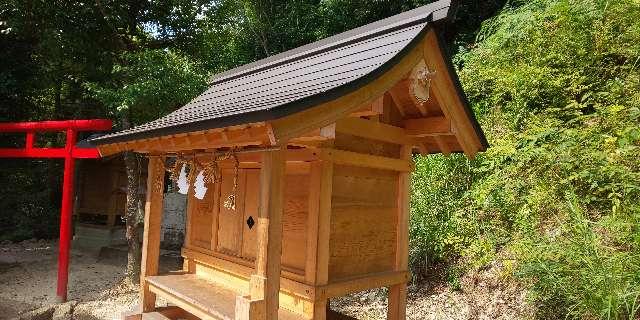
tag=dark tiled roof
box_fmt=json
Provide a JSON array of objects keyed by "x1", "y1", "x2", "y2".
[{"x1": 92, "y1": 0, "x2": 452, "y2": 145}]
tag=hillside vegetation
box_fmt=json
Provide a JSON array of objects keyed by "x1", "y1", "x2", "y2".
[{"x1": 410, "y1": 0, "x2": 640, "y2": 318}]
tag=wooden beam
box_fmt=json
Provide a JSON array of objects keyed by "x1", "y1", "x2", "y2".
[
  {"x1": 403, "y1": 116, "x2": 450, "y2": 137},
  {"x1": 334, "y1": 117, "x2": 410, "y2": 145},
  {"x1": 269, "y1": 40, "x2": 424, "y2": 143},
  {"x1": 387, "y1": 145, "x2": 411, "y2": 320},
  {"x1": 322, "y1": 149, "x2": 412, "y2": 172},
  {"x1": 140, "y1": 155, "x2": 166, "y2": 312},
  {"x1": 291, "y1": 124, "x2": 336, "y2": 143},
  {"x1": 236, "y1": 296, "x2": 265, "y2": 320},
  {"x1": 387, "y1": 87, "x2": 407, "y2": 117},
  {"x1": 415, "y1": 143, "x2": 429, "y2": 156},
  {"x1": 250, "y1": 146, "x2": 287, "y2": 319},
  {"x1": 348, "y1": 96, "x2": 385, "y2": 117},
  {"x1": 429, "y1": 83, "x2": 475, "y2": 158},
  {"x1": 433, "y1": 136, "x2": 451, "y2": 156},
  {"x1": 318, "y1": 271, "x2": 409, "y2": 300}
]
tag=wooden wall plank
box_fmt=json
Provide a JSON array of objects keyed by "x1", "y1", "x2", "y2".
[
  {"x1": 188, "y1": 166, "x2": 216, "y2": 250},
  {"x1": 328, "y1": 163, "x2": 399, "y2": 281},
  {"x1": 280, "y1": 174, "x2": 309, "y2": 271}
]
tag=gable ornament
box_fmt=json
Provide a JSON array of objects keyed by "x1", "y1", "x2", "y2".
[{"x1": 409, "y1": 60, "x2": 436, "y2": 104}]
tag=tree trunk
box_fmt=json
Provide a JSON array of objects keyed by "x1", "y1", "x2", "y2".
[{"x1": 122, "y1": 116, "x2": 143, "y2": 283}]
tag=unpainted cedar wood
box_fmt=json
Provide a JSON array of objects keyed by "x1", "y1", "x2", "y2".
[
  {"x1": 253, "y1": 147, "x2": 286, "y2": 319},
  {"x1": 216, "y1": 169, "x2": 247, "y2": 255},
  {"x1": 183, "y1": 248, "x2": 314, "y2": 300},
  {"x1": 323, "y1": 149, "x2": 412, "y2": 172},
  {"x1": 403, "y1": 116, "x2": 450, "y2": 137},
  {"x1": 328, "y1": 206, "x2": 397, "y2": 280},
  {"x1": 423, "y1": 30, "x2": 481, "y2": 158},
  {"x1": 387, "y1": 145, "x2": 412, "y2": 320},
  {"x1": 320, "y1": 271, "x2": 409, "y2": 299},
  {"x1": 140, "y1": 156, "x2": 166, "y2": 312},
  {"x1": 334, "y1": 117, "x2": 410, "y2": 146},
  {"x1": 333, "y1": 133, "x2": 402, "y2": 158}
]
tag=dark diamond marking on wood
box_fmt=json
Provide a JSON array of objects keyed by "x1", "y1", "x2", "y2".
[{"x1": 246, "y1": 216, "x2": 255, "y2": 229}]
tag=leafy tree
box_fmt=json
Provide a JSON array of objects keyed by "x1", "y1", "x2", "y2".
[{"x1": 86, "y1": 49, "x2": 208, "y2": 279}]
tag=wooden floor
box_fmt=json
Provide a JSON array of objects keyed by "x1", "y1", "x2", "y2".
[{"x1": 146, "y1": 274, "x2": 307, "y2": 320}]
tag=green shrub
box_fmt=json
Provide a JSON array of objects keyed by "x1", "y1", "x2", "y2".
[{"x1": 409, "y1": 0, "x2": 640, "y2": 318}]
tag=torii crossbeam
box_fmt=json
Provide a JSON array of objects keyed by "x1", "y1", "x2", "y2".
[{"x1": 0, "y1": 119, "x2": 113, "y2": 302}]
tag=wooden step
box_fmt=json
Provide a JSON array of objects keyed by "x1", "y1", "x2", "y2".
[
  {"x1": 146, "y1": 274, "x2": 306, "y2": 320},
  {"x1": 142, "y1": 312, "x2": 171, "y2": 320}
]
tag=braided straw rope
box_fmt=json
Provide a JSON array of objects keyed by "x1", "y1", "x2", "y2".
[{"x1": 165, "y1": 149, "x2": 240, "y2": 211}]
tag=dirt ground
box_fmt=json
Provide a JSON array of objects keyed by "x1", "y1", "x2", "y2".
[
  {"x1": 0, "y1": 239, "x2": 180, "y2": 320},
  {"x1": 0, "y1": 240, "x2": 534, "y2": 320},
  {"x1": 331, "y1": 263, "x2": 535, "y2": 320}
]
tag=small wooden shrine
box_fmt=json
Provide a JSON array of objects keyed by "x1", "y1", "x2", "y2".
[
  {"x1": 75, "y1": 157, "x2": 134, "y2": 228},
  {"x1": 92, "y1": 1, "x2": 487, "y2": 319}
]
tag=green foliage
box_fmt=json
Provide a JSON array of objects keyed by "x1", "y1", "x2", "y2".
[
  {"x1": 0, "y1": 161, "x2": 60, "y2": 241},
  {"x1": 86, "y1": 49, "x2": 209, "y2": 126},
  {"x1": 410, "y1": 154, "x2": 474, "y2": 269},
  {"x1": 409, "y1": 0, "x2": 640, "y2": 318}
]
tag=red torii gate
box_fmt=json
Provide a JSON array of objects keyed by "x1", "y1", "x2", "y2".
[{"x1": 0, "y1": 119, "x2": 113, "y2": 302}]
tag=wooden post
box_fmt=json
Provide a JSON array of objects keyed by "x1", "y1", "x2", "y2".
[
  {"x1": 387, "y1": 146, "x2": 411, "y2": 320},
  {"x1": 305, "y1": 152, "x2": 333, "y2": 320},
  {"x1": 106, "y1": 168, "x2": 119, "y2": 228},
  {"x1": 140, "y1": 155, "x2": 166, "y2": 312},
  {"x1": 243, "y1": 146, "x2": 286, "y2": 320}
]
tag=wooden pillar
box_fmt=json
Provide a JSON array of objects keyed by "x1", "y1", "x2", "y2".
[
  {"x1": 140, "y1": 155, "x2": 166, "y2": 312},
  {"x1": 305, "y1": 152, "x2": 333, "y2": 320},
  {"x1": 387, "y1": 146, "x2": 411, "y2": 320},
  {"x1": 239, "y1": 146, "x2": 286, "y2": 320}
]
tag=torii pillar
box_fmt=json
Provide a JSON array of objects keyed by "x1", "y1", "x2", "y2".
[{"x1": 0, "y1": 119, "x2": 113, "y2": 302}]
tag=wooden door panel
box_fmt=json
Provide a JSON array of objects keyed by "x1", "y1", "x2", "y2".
[
  {"x1": 241, "y1": 169, "x2": 260, "y2": 260},
  {"x1": 216, "y1": 169, "x2": 246, "y2": 256},
  {"x1": 187, "y1": 176, "x2": 217, "y2": 250}
]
